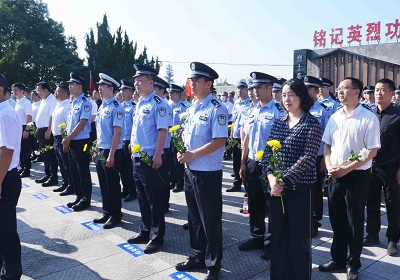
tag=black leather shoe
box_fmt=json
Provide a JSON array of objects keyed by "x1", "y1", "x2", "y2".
[
  {"x1": 103, "y1": 217, "x2": 121, "y2": 229},
  {"x1": 318, "y1": 260, "x2": 346, "y2": 272},
  {"x1": 182, "y1": 223, "x2": 189, "y2": 230},
  {"x1": 238, "y1": 238, "x2": 264, "y2": 251},
  {"x1": 347, "y1": 267, "x2": 358, "y2": 280},
  {"x1": 226, "y1": 185, "x2": 241, "y2": 192},
  {"x1": 35, "y1": 176, "x2": 49, "y2": 184},
  {"x1": 175, "y1": 260, "x2": 206, "y2": 271},
  {"x1": 143, "y1": 240, "x2": 163, "y2": 254},
  {"x1": 204, "y1": 270, "x2": 219, "y2": 280},
  {"x1": 127, "y1": 233, "x2": 149, "y2": 244},
  {"x1": 124, "y1": 193, "x2": 137, "y2": 202},
  {"x1": 67, "y1": 198, "x2": 80, "y2": 208},
  {"x1": 261, "y1": 245, "x2": 271, "y2": 260},
  {"x1": 42, "y1": 178, "x2": 58, "y2": 187},
  {"x1": 20, "y1": 171, "x2": 30, "y2": 178},
  {"x1": 72, "y1": 201, "x2": 90, "y2": 211},
  {"x1": 59, "y1": 189, "x2": 75, "y2": 196},
  {"x1": 387, "y1": 241, "x2": 398, "y2": 256},
  {"x1": 93, "y1": 214, "x2": 110, "y2": 224},
  {"x1": 53, "y1": 186, "x2": 66, "y2": 192},
  {"x1": 363, "y1": 235, "x2": 380, "y2": 246}
]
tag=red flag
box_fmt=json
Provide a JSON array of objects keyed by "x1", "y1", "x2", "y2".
[
  {"x1": 89, "y1": 71, "x2": 95, "y2": 92},
  {"x1": 185, "y1": 78, "x2": 193, "y2": 98}
]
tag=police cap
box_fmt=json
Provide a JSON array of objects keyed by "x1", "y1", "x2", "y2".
[
  {"x1": 188, "y1": 62, "x2": 219, "y2": 80},
  {"x1": 97, "y1": 73, "x2": 120, "y2": 88},
  {"x1": 154, "y1": 76, "x2": 169, "y2": 89},
  {"x1": 320, "y1": 77, "x2": 334, "y2": 87},
  {"x1": 168, "y1": 84, "x2": 184, "y2": 93},
  {"x1": 119, "y1": 79, "x2": 134, "y2": 90},
  {"x1": 302, "y1": 75, "x2": 323, "y2": 88},
  {"x1": 363, "y1": 86, "x2": 375, "y2": 92},
  {"x1": 250, "y1": 72, "x2": 277, "y2": 87},
  {"x1": 133, "y1": 64, "x2": 158, "y2": 78},
  {"x1": 67, "y1": 72, "x2": 87, "y2": 85}
]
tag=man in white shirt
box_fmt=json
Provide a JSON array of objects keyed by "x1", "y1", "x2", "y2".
[
  {"x1": 12, "y1": 82, "x2": 32, "y2": 178},
  {"x1": 0, "y1": 74, "x2": 23, "y2": 280},
  {"x1": 35, "y1": 81, "x2": 58, "y2": 186},
  {"x1": 30, "y1": 90, "x2": 41, "y2": 161}
]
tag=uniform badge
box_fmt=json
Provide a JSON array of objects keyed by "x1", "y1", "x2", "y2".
[
  {"x1": 143, "y1": 108, "x2": 150, "y2": 114},
  {"x1": 117, "y1": 111, "x2": 123, "y2": 120},
  {"x1": 159, "y1": 107, "x2": 166, "y2": 117},
  {"x1": 190, "y1": 63, "x2": 196, "y2": 70},
  {"x1": 264, "y1": 114, "x2": 273, "y2": 120},
  {"x1": 251, "y1": 73, "x2": 257, "y2": 79},
  {"x1": 84, "y1": 105, "x2": 90, "y2": 112},
  {"x1": 199, "y1": 115, "x2": 208, "y2": 121},
  {"x1": 304, "y1": 76, "x2": 309, "y2": 82},
  {"x1": 104, "y1": 109, "x2": 111, "y2": 114},
  {"x1": 217, "y1": 114, "x2": 226, "y2": 125}
]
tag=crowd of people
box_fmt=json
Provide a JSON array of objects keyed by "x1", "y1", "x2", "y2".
[{"x1": 1, "y1": 62, "x2": 400, "y2": 280}]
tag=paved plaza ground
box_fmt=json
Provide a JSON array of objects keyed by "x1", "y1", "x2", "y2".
[{"x1": 17, "y1": 160, "x2": 399, "y2": 279}]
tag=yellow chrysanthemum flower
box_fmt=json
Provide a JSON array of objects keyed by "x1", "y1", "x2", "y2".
[
  {"x1": 228, "y1": 124, "x2": 232, "y2": 129},
  {"x1": 83, "y1": 144, "x2": 88, "y2": 152},
  {"x1": 267, "y1": 139, "x2": 281, "y2": 151},
  {"x1": 169, "y1": 125, "x2": 181, "y2": 133},
  {"x1": 58, "y1": 123, "x2": 66, "y2": 128},
  {"x1": 132, "y1": 144, "x2": 141, "y2": 153},
  {"x1": 255, "y1": 150, "x2": 264, "y2": 161}
]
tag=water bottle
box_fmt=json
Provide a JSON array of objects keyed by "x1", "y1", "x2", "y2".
[{"x1": 242, "y1": 194, "x2": 248, "y2": 214}]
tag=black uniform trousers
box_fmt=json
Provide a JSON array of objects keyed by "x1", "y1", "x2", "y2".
[
  {"x1": 0, "y1": 168, "x2": 22, "y2": 280},
  {"x1": 163, "y1": 147, "x2": 173, "y2": 209},
  {"x1": 270, "y1": 183, "x2": 312, "y2": 280},
  {"x1": 133, "y1": 156, "x2": 167, "y2": 243},
  {"x1": 37, "y1": 127, "x2": 58, "y2": 179},
  {"x1": 185, "y1": 169, "x2": 223, "y2": 273},
  {"x1": 232, "y1": 138, "x2": 242, "y2": 188},
  {"x1": 312, "y1": 156, "x2": 324, "y2": 227},
  {"x1": 245, "y1": 158, "x2": 268, "y2": 238},
  {"x1": 54, "y1": 136, "x2": 72, "y2": 190},
  {"x1": 68, "y1": 139, "x2": 92, "y2": 203},
  {"x1": 19, "y1": 125, "x2": 31, "y2": 172},
  {"x1": 328, "y1": 170, "x2": 369, "y2": 270},
  {"x1": 96, "y1": 149, "x2": 123, "y2": 219},
  {"x1": 366, "y1": 164, "x2": 400, "y2": 243},
  {"x1": 120, "y1": 140, "x2": 136, "y2": 196},
  {"x1": 170, "y1": 142, "x2": 185, "y2": 190}
]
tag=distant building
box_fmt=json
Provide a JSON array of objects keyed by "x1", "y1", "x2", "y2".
[{"x1": 294, "y1": 42, "x2": 400, "y2": 87}]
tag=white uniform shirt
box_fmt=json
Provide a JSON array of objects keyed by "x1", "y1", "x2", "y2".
[
  {"x1": 32, "y1": 100, "x2": 41, "y2": 122},
  {"x1": 0, "y1": 101, "x2": 22, "y2": 170},
  {"x1": 223, "y1": 101, "x2": 234, "y2": 120},
  {"x1": 90, "y1": 99, "x2": 97, "y2": 122},
  {"x1": 51, "y1": 99, "x2": 72, "y2": 136},
  {"x1": 36, "y1": 94, "x2": 57, "y2": 129},
  {"x1": 322, "y1": 104, "x2": 381, "y2": 170},
  {"x1": 15, "y1": 96, "x2": 32, "y2": 125}
]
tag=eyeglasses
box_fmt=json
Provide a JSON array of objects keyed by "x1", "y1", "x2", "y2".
[{"x1": 335, "y1": 86, "x2": 356, "y2": 93}]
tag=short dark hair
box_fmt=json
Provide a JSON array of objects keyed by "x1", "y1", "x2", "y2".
[
  {"x1": 343, "y1": 77, "x2": 363, "y2": 97},
  {"x1": 12, "y1": 82, "x2": 26, "y2": 91},
  {"x1": 282, "y1": 78, "x2": 313, "y2": 112},
  {"x1": 154, "y1": 85, "x2": 165, "y2": 94},
  {"x1": 57, "y1": 84, "x2": 70, "y2": 95},
  {"x1": 31, "y1": 90, "x2": 39, "y2": 97},
  {"x1": 376, "y1": 78, "x2": 395, "y2": 91},
  {"x1": 36, "y1": 81, "x2": 51, "y2": 92}
]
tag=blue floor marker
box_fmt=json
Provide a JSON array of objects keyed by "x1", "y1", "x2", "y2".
[
  {"x1": 169, "y1": 271, "x2": 197, "y2": 280},
  {"x1": 117, "y1": 243, "x2": 145, "y2": 257},
  {"x1": 81, "y1": 221, "x2": 104, "y2": 232},
  {"x1": 32, "y1": 193, "x2": 48, "y2": 200},
  {"x1": 54, "y1": 205, "x2": 73, "y2": 214},
  {"x1": 21, "y1": 183, "x2": 30, "y2": 188}
]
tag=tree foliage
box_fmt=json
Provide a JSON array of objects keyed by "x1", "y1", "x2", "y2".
[
  {"x1": 0, "y1": 0, "x2": 83, "y2": 88},
  {"x1": 164, "y1": 63, "x2": 174, "y2": 84},
  {"x1": 85, "y1": 14, "x2": 162, "y2": 82}
]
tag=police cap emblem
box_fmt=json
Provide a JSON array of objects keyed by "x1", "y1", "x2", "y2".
[
  {"x1": 190, "y1": 63, "x2": 196, "y2": 71},
  {"x1": 251, "y1": 73, "x2": 257, "y2": 79}
]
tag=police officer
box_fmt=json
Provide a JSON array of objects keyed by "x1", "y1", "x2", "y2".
[
  {"x1": 119, "y1": 79, "x2": 137, "y2": 202},
  {"x1": 238, "y1": 72, "x2": 284, "y2": 260},
  {"x1": 0, "y1": 74, "x2": 23, "y2": 280},
  {"x1": 63, "y1": 72, "x2": 93, "y2": 211},
  {"x1": 319, "y1": 78, "x2": 339, "y2": 117},
  {"x1": 363, "y1": 86, "x2": 377, "y2": 110},
  {"x1": 226, "y1": 79, "x2": 250, "y2": 192},
  {"x1": 175, "y1": 62, "x2": 228, "y2": 280},
  {"x1": 92, "y1": 73, "x2": 124, "y2": 229},
  {"x1": 168, "y1": 83, "x2": 187, "y2": 193},
  {"x1": 127, "y1": 64, "x2": 168, "y2": 254},
  {"x1": 271, "y1": 78, "x2": 287, "y2": 105},
  {"x1": 302, "y1": 75, "x2": 329, "y2": 238}
]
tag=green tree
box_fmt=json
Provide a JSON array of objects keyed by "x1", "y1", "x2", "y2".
[
  {"x1": 0, "y1": 0, "x2": 83, "y2": 88},
  {"x1": 164, "y1": 63, "x2": 174, "y2": 84}
]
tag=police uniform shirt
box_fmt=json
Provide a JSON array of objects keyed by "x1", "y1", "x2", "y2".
[
  {"x1": 96, "y1": 97, "x2": 124, "y2": 149},
  {"x1": 367, "y1": 103, "x2": 377, "y2": 110},
  {"x1": 319, "y1": 95, "x2": 340, "y2": 117},
  {"x1": 231, "y1": 98, "x2": 250, "y2": 139},
  {"x1": 243, "y1": 99, "x2": 284, "y2": 160},
  {"x1": 32, "y1": 100, "x2": 41, "y2": 122},
  {"x1": 15, "y1": 96, "x2": 32, "y2": 125},
  {"x1": 322, "y1": 103, "x2": 381, "y2": 170},
  {"x1": 66, "y1": 93, "x2": 92, "y2": 140},
  {"x1": 164, "y1": 101, "x2": 173, "y2": 149},
  {"x1": 51, "y1": 99, "x2": 71, "y2": 136},
  {"x1": 239, "y1": 102, "x2": 257, "y2": 127},
  {"x1": 36, "y1": 93, "x2": 57, "y2": 128},
  {"x1": 171, "y1": 101, "x2": 187, "y2": 126},
  {"x1": 131, "y1": 92, "x2": 169, "y2": 157},
  {"x1": 0, "y1": 101, "x2": 22, "y2": 170},
  {"x1": 122, "y1": 99, "x2": 135, "y2": 141},
  {"x1": 309, "y1": 100, "x2": 329, "y2": 156},
  {"x1": 183, "y1": 93, "x2": 228, "y2": 171}
]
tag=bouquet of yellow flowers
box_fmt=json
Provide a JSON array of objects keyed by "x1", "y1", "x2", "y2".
[
  {"x1": 84, "y1": 140, "x2": 117, "y2": 172},
  {"x1": 169, "y1": 124, "x2": 186, "y2": 154},
  {"x1": 132, "y1": 144, "x2": 165, "y2": 183},
  {"x1": 58, "y1": 123, "x2": 67, "y2": 139},
  {"x1": 267, "y1": 139, "x2": 286, "y2": 213}
]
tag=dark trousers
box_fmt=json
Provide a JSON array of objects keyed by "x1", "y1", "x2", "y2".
[
  {"x1": 312, "y1": 156, "x2": 324, "y2": 227},
  {"x1": 170, "y1": 142, "x2": 185, "y2": 189},
  {"x1": 120, "y1": 140, "x2": 136, "y2": 195},
  {"x1": 232, "y1": 138, "x2": 242, "y2": 187},
  {"x1": 19, "y1": 125, "x2": 31, "y2": 172},
  {"x1": 89, "y1": 122, "x2": 97, "y2": 146},
  {"x1": 54, "y1": 136, "x2": 72, "y2": 190},
  {"x1": 270, "y1": 183, "x2": 312, "y2": 280},
  {"x1": 328, "y1": 170, "x2": 369, "y2": 270},
  {"x1": 366, "y1": 165, "x2": 400, "y2": 243},
  {"x1": 185, "y1": 169, "x2": 222, "y2": 272},
  {"x1": 96, "y1": 149, "x2": 123, "y2": 219},
  {"x1": 0, "y1": 168, "x2": 22, "y2": 280},
  {"x1": 245, "y1": 158, "x2": 268, "y2": 238},
  {"x1": 163, "y1": 147, "x2": 172, "y2": 208},
  {"x1": 68, "y1": 139, "x2": 92, "y2": 203},
  {"x1": 133, "y1": 156, "x2": 167, "y2": 242},
  {"x1": 37, "y1": 127, "x2": 58, "y2": 178}
]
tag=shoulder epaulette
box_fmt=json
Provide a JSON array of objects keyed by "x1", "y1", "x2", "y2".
[
  {"x1": 210, "y1": 99, "x2": 221, "y2": 108},
  {"x1": 82, "y1": 96, "x2": 87, "y2": 101},
  {"x1": 337, "y1": 104, "x2": 344, "y2": 110},
  {"x1": 321, "y1": 103, "x2": 328, "y2": 110},
  {"x1": 275, "y1": 103, "x2": 284, "y2": 112},
  {"x1": 181, "y1": 102, "x2": 187, "y2": 108},
  {"x1": 154, "y1": 95, "x2": 162, "y2": 104},
  {"x1": 113, "y1": 100, "x2": 119, "y2": 107},
  {"x1": 361, "y1": 103, "x2": 372, "y2": 111}
]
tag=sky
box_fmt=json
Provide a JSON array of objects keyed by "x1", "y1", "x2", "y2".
[{"x1": 43, "y1": 0, "x2": 399, "y2": 85}]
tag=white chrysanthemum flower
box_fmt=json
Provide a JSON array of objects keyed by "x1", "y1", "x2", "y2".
[
  {"x1": 359, "y1": 148, "x2": 369, "y2": 161},
  {"x1": 179, "y1": 112, "x2": 189, "y2": 121},
  {"x1": 34, "y1": 150, "x2": 40, "y2": 156}
]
